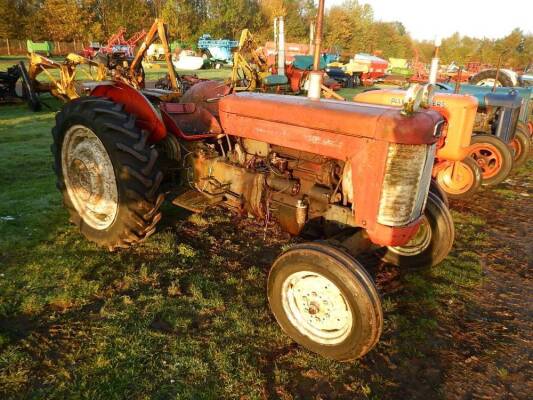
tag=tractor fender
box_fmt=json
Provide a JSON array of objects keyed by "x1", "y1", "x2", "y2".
[
  {"x1": 500, "y1": 69, "x2": 519, "y2": 87},
  {"x1": 90, "y1": 81, "x2": 167, "y2": 142}
]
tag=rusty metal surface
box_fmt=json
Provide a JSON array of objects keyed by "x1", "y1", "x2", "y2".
[
  {"x1": 219, "y1": 92, "x2": 443, "y2": 145},
  {"x1": 180, "y1": 80, "x2": 232, "y2": 117},
  {"x1": 160, "y1": 102, "x2": 223, "y2": 135}
]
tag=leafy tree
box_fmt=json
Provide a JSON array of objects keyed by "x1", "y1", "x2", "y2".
[
  {"x1": 36, "y1": 0, "x2": 90, "y2": 41},
  {"x1": 92, "y1": 0, "x2": 151, "y2": 40},
  {"x1": 0, "y1": 0, "x2": 18, "y2": 39},
  {"x1": 161, "y1": 0, "x2": 207, "y2": 42},
  {"x1": 324, "y1": 0, "x2": 374, "y2": 55},
  {"x1": 0, "y1": 0, "x2": 529, "y2": 69},
  {"x1": 202, "y1": 0, "x2": 263, "y2": 38}
]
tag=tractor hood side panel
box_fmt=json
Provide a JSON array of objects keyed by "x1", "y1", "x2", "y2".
[{"x1": 218, "y1": 93, "x2": 444, "y2": 246}]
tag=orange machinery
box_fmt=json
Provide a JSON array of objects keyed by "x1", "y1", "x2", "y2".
[{"x1": 354, "y1": 89, "x2": 482, "y2": 199}]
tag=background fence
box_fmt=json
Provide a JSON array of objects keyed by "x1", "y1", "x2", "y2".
[{"x1": 0, "y1": 39, "x2": 86, "y2": 56}]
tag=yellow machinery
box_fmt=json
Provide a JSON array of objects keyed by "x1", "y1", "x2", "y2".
[
  {"x1": 354, "y1": 88, "x2": 482, "y2": 198},
  {"x1": 230, "y1": 29, "x2": 273, "y2": 92},
  {"x1": 27, "y1": 52, "x2": 106, "y2": 101},
  {"x1": 26, "y1": 19, "x2": 182, "y2": 104}
]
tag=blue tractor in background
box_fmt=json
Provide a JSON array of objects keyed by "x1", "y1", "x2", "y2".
[
  {"x1": 437, "y1": 83, "x2": 532, "y2": 177},
  {"x1": 197, "y1": 34, "x2": 238, "y2": 69}
]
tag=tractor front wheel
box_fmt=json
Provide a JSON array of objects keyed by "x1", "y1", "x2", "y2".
[
  {"x1": 509, "y1": 126, "x2": 531, "y2": 169},
  {"x1": 52, "y1": 97, "x2": 165, "y2": 250},
  {"x1": 435, "y1": 157, "x2": 482, "y2": 199},
  {"x1": 379, "y1": 192, "x2": 454, "y2": 268},
  {"x1": 268, "y1": 242, "x2": 383, "y2": 361},
  {"x1": 468, "y1": 134, "x2": 513, "y2": 186},
  {"x1": 429, "y1": 178, "x2": 450, "y2": 207}
]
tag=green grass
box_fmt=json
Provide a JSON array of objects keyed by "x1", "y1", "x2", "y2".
[{"x1": 2, "y1": 82, "x2": 527, "y2": 399}]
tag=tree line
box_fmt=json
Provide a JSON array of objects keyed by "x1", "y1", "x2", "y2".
[{"x1": 0, "y1": 0, "x2": 531, "y2": 67}]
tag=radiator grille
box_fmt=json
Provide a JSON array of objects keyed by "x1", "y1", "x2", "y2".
[{"x1": 377, "y1": 143, "x2": 435, "y2": 226}]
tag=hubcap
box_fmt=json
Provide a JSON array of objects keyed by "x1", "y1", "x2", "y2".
[
  {"x1": 436, "y1": 161, "x2": 474, "y2": 195},
  {"x1": 61, "y1": 125, "x2": 118, "y2": 230},
  {"x1": 281, "y1": 271, "x2": 353, "y2": 345},
  {"x1": 389, "y1": 216, "x2": 432, "y2": 256},
  {"x1": 469, "y1": 143, "x2": 502, "y2": 179}
]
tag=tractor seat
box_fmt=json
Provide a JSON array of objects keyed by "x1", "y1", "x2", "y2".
[{"x1": 262, "y1": 74, "x2": 288, "y2": 86}]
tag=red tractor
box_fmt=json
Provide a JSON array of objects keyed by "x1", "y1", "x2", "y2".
[
  {"x1": 51, "y1": 80, "x2": 453, "y2": 361},
  {"x1": 51, "y1": 4, "x2": 454, "y2": 361}
]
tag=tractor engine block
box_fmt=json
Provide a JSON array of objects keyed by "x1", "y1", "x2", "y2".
[{"x1": 189, "y1": 139, "x2": 350, "y2": 235}]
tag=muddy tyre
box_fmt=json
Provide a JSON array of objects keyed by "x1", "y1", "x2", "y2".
[
  {"x1": 468, "y1": 134, "x2": 513, "y2": 186},
  {"x1": 380, "y1": 192, "x2": 454, "y2": 268},
  {"x1": 429, "y1": 178, "x2": 450, "y2": 207},
  {"x1": 509, "y1": 126, "x2": 531, "y2": 169},
  {"x1": 268, "y1": 242, "x2": 383, "y2": 361},
  {"x1": 435, "y1": 158, "x2": 482, "y2": 200},
  {"x1": 51, "y1": 97, "x2": 164, "y2": 250},
  {"x1": 469, "y1": 69, "x2": 514, "y2": 87}
]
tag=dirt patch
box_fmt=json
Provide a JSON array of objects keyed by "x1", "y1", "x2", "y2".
[{"x1": 437, "y1": 176, "x2": 532, "y2": 400}]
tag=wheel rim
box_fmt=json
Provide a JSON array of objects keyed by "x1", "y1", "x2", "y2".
[
  {"x1": 281, "y1": 271, "x2": 353, "y2": 345},
  {"x1": 509, "y1": 137, "x2": 522, "y2": 161},
  {"x1": 469, "y1": 143, "x2": 503, "y2": 179},
  {"x1": 436, "y1": 162, "x2": 475, "y2": 195},
  {"x1": 61, "y1": 125, "x2": 118, "y2": 230},
  {"x1": 476, "y1": 78, "x2": 501, "y2": 87},
  {"x1": 389, "y1": 216, "x2": 432, "y2": 256}
]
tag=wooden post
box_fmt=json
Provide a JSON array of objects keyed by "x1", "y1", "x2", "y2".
[{"x1": 6, "y1": 39, "x2": 10, "y2": 55}]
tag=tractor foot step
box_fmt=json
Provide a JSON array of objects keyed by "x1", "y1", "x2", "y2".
[{"x1": 171, "y1": 190, "x2": 223, "y2": 213}]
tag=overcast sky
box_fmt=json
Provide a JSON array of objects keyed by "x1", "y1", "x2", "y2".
[{"x1": 328, "y1": 0, "x2": 532, "y2": 41}]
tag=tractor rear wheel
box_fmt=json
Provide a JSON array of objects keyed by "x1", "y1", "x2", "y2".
[
  {"x1": 469, "y1": 69, "x2": 515, "y2": 87},
  {"x1": 468, "y1": 134, "x2": 513, "y2": 186},
  {"x1": 435, "y1": 158, "x2": 482, "y2": 199},
  {"x1": 268, "y1": 242, "x2": 383, "y2": 361},
  {"x1": 509, "y1": 126, "x2": 531, "y2": 169},
  {"x1": 52, "y1": 96, "x2": 164, "y2": 250},
  {"x1": 380, "y1": 192, "x2": 454, "y2": 268}
]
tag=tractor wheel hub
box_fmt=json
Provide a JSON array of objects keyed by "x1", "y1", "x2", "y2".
[
  {"x1": 281, "y1": 271, "x2": 352, "y2": 345},
  {"x1": 61, "y1": 125, "x2": 118, "y2": 230}
]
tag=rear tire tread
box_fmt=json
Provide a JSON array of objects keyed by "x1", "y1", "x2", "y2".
[{"x1": 52, "y1": 96, "x2": 164, "y2": 249}]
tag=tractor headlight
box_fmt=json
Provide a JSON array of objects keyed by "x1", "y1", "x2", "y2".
[{"x1": 377, "y1": 143, "x2": 435, "y2": 226}]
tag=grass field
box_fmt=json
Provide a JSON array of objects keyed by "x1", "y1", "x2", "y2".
[{"x1": 0, "y1": 63, "x2": 531, "y2": 399}]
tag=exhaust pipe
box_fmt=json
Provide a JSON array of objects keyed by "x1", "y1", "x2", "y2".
[
  {"x1": 309, "y1": 21, "x2": 315, "y2": 56},
  {"x1": 277, "y1": 16, "x2": 285, "y2": 77},
  {"x1": 428, "y1": 36, "x2": 441, "y2": 84},
  {"x1": 308, "y1": 0, "x2": 325, "y2": 100}
]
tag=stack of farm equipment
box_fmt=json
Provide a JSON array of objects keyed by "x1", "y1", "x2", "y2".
[
  {"x1": 230, "y1": 18, "x2": 341, "y2": 97},
  {"x1": 25, "y1": 52, "x2": 106, "y2": 102},
  {"x1": 17, "y1": 19, "x2": 198, "y2": 109},
  {"x1": 436, "y1": 83, "x2": 532, "y2": 169},
  {"x1": 355, "y1": 41, "x2": 532, "y2": 197},
  {"x1": 197, "y1": 34, "x2": 238, "y2": 68},
  {"x1": 81, "y1": 27, "x2": 147, "y2": 59}
]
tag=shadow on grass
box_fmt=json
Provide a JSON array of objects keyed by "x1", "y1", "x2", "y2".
[{"x1": 0, "y1": 198, "x2": 492, "y2": 399}]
